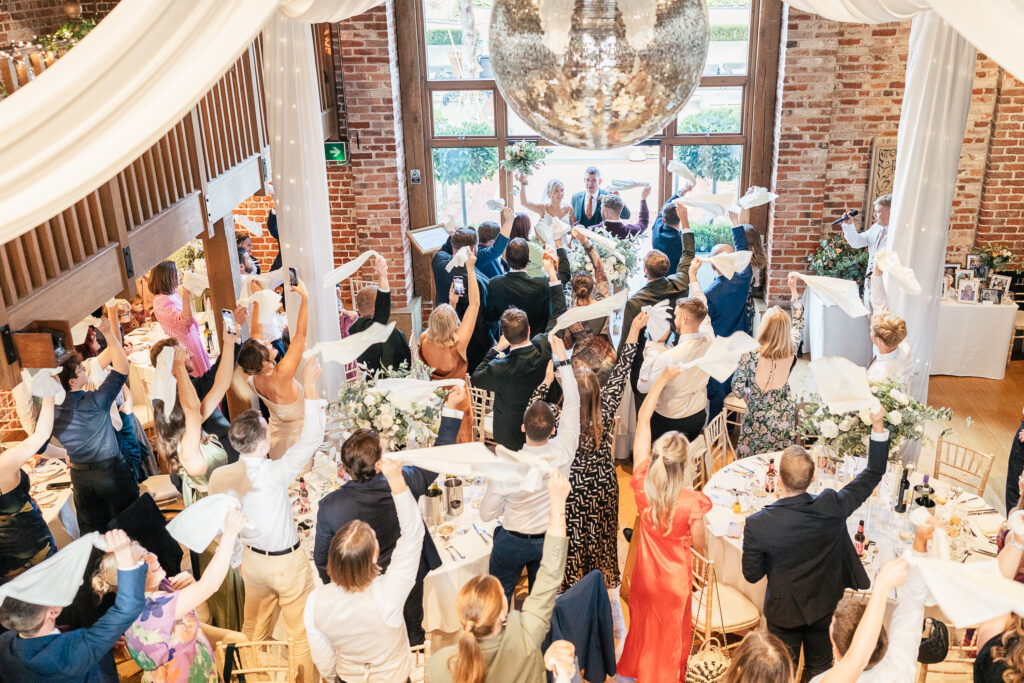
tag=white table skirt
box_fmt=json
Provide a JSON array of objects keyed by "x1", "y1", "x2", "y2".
[
  {"x1": 930, "y1": 300, "x2": 1017, "y2": 379},
  {"x1": 802, "y1": 289, "x2": 872, "y2": 365}
]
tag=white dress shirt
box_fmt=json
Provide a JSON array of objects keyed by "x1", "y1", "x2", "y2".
[
  {"x1": 479, "y1": 364, "x2": 580, "y2": 534},
  {"x1": 867, "y1": 268, "x2": 914, "y2": 384},
  {"x1": 809, "y1": 554, "x2": 927, "y2": 683},
  {"x1": 237, "y1": 399, "x2": 326, "y2": 552},
  {"x1": 842, "y1": 220, "x2": 888, "y2": 271},
  {"x1": 304, "y1": 488, "x2": 423, "y2": 683},
  {"x1": 636, "y1": 284, "x2": 715, "y2": 418}
]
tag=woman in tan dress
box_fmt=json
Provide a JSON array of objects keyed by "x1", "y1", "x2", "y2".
[{"x1": 419, "y1": 251, "x2": 479, "y2": 443}]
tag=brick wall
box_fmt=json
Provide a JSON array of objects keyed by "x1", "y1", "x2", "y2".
[
  {"x1": 0, "y1": 0, "x2": 67, "y2": 44},
  {"x1": 766, "y1": 8, "x2": 1024, "y2": 303}
]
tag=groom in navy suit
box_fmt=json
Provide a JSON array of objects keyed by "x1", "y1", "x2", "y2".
[{"x1": 570, "y1": 166, "x2": 630, "y2": 228}]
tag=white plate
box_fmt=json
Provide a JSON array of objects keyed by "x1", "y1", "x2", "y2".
[
  {"x1": 33, "y1": 460, "x2": 64, "y2": 476},
  {"x1": 33, "y1": 491, "x2": 58, "y2": 506},
  {"x1": 961, "y1": 496, "x2": 986, "y2": 509}
]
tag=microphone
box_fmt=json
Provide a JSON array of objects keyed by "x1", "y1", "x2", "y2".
[{"x1": 831, "y1": 209, "x2": 858, "y2": 226}]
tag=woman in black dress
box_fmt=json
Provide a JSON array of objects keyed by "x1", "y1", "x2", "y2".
[{"x1": 0, "y1": 395, "x2": 59, "y2": 584}]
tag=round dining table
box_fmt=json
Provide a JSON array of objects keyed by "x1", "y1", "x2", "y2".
[
  {"x1": 25, "y1": 459, "x2": 79, "y2": 547},
  {"x1": 702, "y1": 451, "x2": 1006, "y2": 611}
]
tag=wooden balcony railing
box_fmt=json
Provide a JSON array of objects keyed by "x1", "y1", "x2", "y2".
[{"x1": 0, "y1": 24, "x2": 339, "y2": 390}]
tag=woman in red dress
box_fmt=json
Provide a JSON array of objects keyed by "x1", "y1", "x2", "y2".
[{"x1": 618, "y1": 366, "x2": 712, "y2": 683}]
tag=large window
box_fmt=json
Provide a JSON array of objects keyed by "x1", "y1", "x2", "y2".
[{"x1": 409, "y1": 0, "x2": 770, "y2": 232}]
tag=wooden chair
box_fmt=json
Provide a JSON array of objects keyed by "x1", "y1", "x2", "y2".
[
  {"x1": 1009, "y1": 309, "x2": 1024, "y2": 361},
  {"x1": 690, "y1": 548, "x2": 761, "y2": 651},
  {"x1": 933, "y1": 437, "x2": 994, "y2": 496},
  {"x1": 703, "y1": 413, "x2": 734, "y2": 477},
  {"x1": 723, "y1": 394, "x2": 747, "y2": 434},
  {"x1": 690, "y1": 435, "x2": 710, "y2": 490},
  {"x1": 467, "y1": 380, "x2": 495, "y2": 446},
  {"x1": 216, "y1": 639, "x2": 295, "y2": 682},
  {"x1": 915, "y1": 627, "x2": 978, "y2": 681}
]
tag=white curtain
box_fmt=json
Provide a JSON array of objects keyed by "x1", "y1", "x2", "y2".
[{"x1": 0, "y1": 0, "x2": 380, "y2": 245}]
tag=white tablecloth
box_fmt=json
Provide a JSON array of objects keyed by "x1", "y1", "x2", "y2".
[
  {"x1": 703, "y1": 453, "x2": 1004, "y2": 611},
  {"x1": 801, "y1": 289, "x2": 872, "y2": 365},
  {"x1": 930, "y1": 300, "x2": 1017, "y2": 379},
  {"x1": 124, "y1": 323, "x2": 168, "y2": 411},
  {"x1": 295, "y1": 453, "x2": 497, "y2": 634}
]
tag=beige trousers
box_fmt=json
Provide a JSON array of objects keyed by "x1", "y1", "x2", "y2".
[{"x1": 240, "y1": 546, "x2": 316, "y2": 683}]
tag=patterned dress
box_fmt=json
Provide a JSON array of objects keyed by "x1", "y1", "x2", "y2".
[
  {"x1": 124, "y1": 580, "x2": 218, "y2": 682},
  {"x1": 529, "y1": 342, "x2": 636, "y2": 589},
  {"x1": 732, "y1": 302, "x2": 804, "y2": 458},
  {"x1": 152, "y1": 292, "x2": 211, "y2": 377}
]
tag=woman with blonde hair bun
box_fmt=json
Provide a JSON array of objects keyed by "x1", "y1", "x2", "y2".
[
  {"x1": 426, "y1": 471, "x2": 575, "y2": 683},
  {"x1": 731, "y1": 271, "x2": 805, "y2": 458},
  {"x1": 618, "y1": 366, "x2": 712, "y2": 683}
]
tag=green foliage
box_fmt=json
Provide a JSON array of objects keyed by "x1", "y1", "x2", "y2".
[
  {"x1": 432, "y1": 119, "x2": 498, "y2": 186},
  {"x1": 675, "y1": 109, "x2": 741, "y2": 191},
  {"x1": 709, "y1": 24, "x2": 749, "y2": 41},
  {"x1": 972, "y1": 244, "x2": 1015, "y2": 270},
  {"x1": 499, "y1": 141, "x2": 552, "y2": 178},
  {"x1": 691, "y1": 221, "x2": 735, "y2": 253},
  {"x1": 425, "y1": 28, "x2": 464, "y2": 46},
  {"x1": 807, "y1": 233, "x2": 868, "y2": 286},
  {"x1": 171, "y1": 241, "x2": 204, "y2": 274},
  {"x1": 39, "y1": 18, "x2": 96, "y2": 53}
]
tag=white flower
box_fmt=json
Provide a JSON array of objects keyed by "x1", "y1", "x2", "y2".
[
  {"x1": 838, "y1": 416, "x2": 856, "y2": 432},
  {"x1": 858, "y1": 409, "x2": 872, "y2": 426},
  {"x1": 887, "y1": 410, "x2": 903, "y2": 425},
  {"x1": 819, "y1": 419, "x2": 839, "y2": 439},
  {"x1": 915, "y1": 424, "x2": 924, "y2": 433},
  {"x1": 890, "y1": 388, "x2": 909, "y2": 405},
  {"x1": 870, "y1": 386, "x2": 879, "y2": 394},
  {"x1": 363, "y1": 395, "x2": 376, "y2": 407},
  {"x1": 861, "y1": 435, "x2": 870, "y2": 445}
]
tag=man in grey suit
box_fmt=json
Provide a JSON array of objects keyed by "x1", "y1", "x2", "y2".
[{"x1": 570, "y1": 166, "x2": 631, "y2": 228}]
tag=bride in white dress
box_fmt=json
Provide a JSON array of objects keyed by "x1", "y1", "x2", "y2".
[{"x1": 518, "y1": 176, "x2": 577, "y2": 225}]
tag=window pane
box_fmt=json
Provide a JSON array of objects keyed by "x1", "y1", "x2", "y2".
[
  {"x1": 424, "y1": 0, "x2": 492, "y2": 80},
  {"x1": 432, "y1": 90, "x2": 495, "y2": 136},
  {"x1": 672, "y1": 144, "x2": 743, "y2": 251},
  {"x1": 506, "y1": 107, "x2": 539, "y2": 138},
  {"x1": 676, "y1": 87, "x2": 743, "y2": 134},
  {"x1": 705, "y1": 0, "x2": 751, "y2": 76},
  {"x1": 432, "y1": 146, "x2": 499, "y2": 226}
]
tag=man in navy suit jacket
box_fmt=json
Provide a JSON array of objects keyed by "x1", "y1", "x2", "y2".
[
  {"x1": 742, "y1": 410, "x2": 889, "y2": 679},
  {"x1": 432, "y1": 227, "x2": 496, "y2": 371},
  {"x1": 570, "y1": 166, "x2": 630, "y2": 228},
  {"x1": 702, "y1": 224, "x2": 754, "y2": 418},
  {"x1": 0, "y1": 532, "x2": 146, "y2": 683},
  {"x1": 313, "y1": 389, "x2": 465, "y2": 646}
]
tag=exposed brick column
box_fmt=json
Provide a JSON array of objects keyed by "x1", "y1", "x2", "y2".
[
  {"x1": 976, "y1": 72, "x2": 1024, "y2": 256},
  {"x1": 0, "y1": 0, "x2": 67, "y2": 44}
]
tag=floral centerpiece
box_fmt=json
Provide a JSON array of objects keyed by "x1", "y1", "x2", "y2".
[
  {"x1": 565, "y1": 227, "x2": 641, "y2": 291},
  {"x1": 500, "y1": 141, "x2": 552, "y2": 190},
  {"x1": 807, "y1": 233, "x2": 869, "y2": 288},
  {"x1": 798, "y1": 378, "x2": 952, "y2": 462},
  {"x1": 972, "y1": 244, "x2": 1014, "y2": 272},
  {"x1": 332, "y1": 360, "x2": 444, "y2": 452}
]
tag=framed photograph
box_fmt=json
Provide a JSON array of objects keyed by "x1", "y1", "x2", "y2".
[
  {"x1": 989, "y1": 273, "x2": 1012, "y2": 296},
  {"x1": 955, "y1": 268, "x2": 974, "y2": 289},
  {"x1": 966, "y1": 254, "x2": 981, "y2": 270},
  {"x1": 943, "y1": 263, "x2": 959, "y2": 278},
  {"x1": 980, "y1": 288, "x2": 1003, "y2": 304},
  {"x1": 958, "y1": 279, "x2": 979, "y2": 303}
]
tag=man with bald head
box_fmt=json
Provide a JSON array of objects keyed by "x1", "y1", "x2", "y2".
[
  {"x1": 348, "y1": 255, "x2": 412, "y2": 373},
  {"x1": 701, "y1": 224, "x2": 754, "y2": 418}
]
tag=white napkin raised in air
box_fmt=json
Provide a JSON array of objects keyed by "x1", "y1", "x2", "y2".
[
  {"x1": 796, "y1": 273, "x2": 870, "y2": 318},
  {"x1": 678, "y1": 331, "x2": 760, "y2": 382},
  {"x1": 238, "y1": 289, "x2": 282, "y2": 329},
  {"x1": 321, "y1": 250, "x2": 380, "y2": 290},
  {"x1": 305, "y1": 322, "x2": 396, "y2": 366},
  {"x1": 534, "y1": 214, "x2": 572, "y2": 249},
  {"x1": 706, "y1": 250, "x2": 753, "y2": 280},
  {"x1": 70, "y1": 316, "x2": 102, "y2": 346},
  {"x1": 373, "y1": 377, "x2": 464, "y2": 413},
  {"x1": 152, "y1": 346, "x2": 177, "y2": 419},
  {"x1": 736, "y1": 186, "x2": 779, "y2": 210},
  {"x1": 642, "y1": 300, "x2": 673, "y2": 343},
  {"x1": 445, "y1": 246, "x2": 472, "y2": 273},
  {"x1": 550, "y1": 289, "x2": 628, "y2": 335},
  {"x1": 605, "y1": 179, "x2": 650, "y2": 192},
  {"x1": 906, "y1": 555, "x2": 1024, "y2": 627},
  {"x1": 874, "y1": 248, "x2": 922, "y2": 296},
  {"x1": 444, "y1": 217, "x2": 458, "y2": 235},
  {"x1": 667, "y1": 160, "x2": 695, "y2": 182},
  {"x1": 233, "y1": 214, "x2": 264, "y2": 237},
  {"x1": 166, "y1": 493, "x2": 243, "y2": 567},
  {"x1": 181, "y1": 270, "x2": 209, "y2": 297},
  {"x1": 809, "y1": 356, "x2": 881, "y2": 415},
  {"x1": 20, "y1": 368, "x2": 65, "y2": 405},
  {"x1": 246, "y1": 268, "x2": 285, "y2": 292},
  {"x1": 574, "y1": 227, "x2": 625, "y2": 263},
  {"x1": 0, "y1": 532, "x2": 107, "y2": 608},
  {"x1": 486, "y1": 198, "x2": 505, "y2": 212},
  {"x1": 384, "y1": 441, "x2": 542, "y2": 491}
]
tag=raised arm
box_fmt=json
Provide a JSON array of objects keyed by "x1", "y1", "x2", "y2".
[
  {"x1": 519, "y1": 471, "x2": 570, "y2": 647},
  {"x1": 841, "y1": 211, "x2": 870, "y2": 249},
  {"x1": 171, "y1": 509, "x2": 245, "y2": 617},
  {"x1": 377, "y1": 460, "x2": 426, "y2": 624},
  {"x1": 548, "y1": 335, "x2": 579, "y2": 463},
  {"x1": 0, "y1": 396, "x2": 54, "y2": 481},
  {"x1": 634, "y1": 367, "x2": 680, "y2": 469},
  {"x1": 275, "y1": 359, "x2": 326, "y2": 481},
  {"x1": 573, "y1": 228, "x2": 610, "y2": 298},
  {"x1": 455, "y1": 254, "x2": 480, "y2": 355},
  {"x1": 200, "y1": 324, "x2": 239, "y2": 421},
  {"x1": 542, "y1": 256, "x2": 567, "y2": 333},
  {"x1": 172, "y1": 347, "x2": 208, "y2": 479},
  {"x1": 676, "y1": 222, "x2": 696, "y2": 277},
  {"x1": 787, "y1": 272, "x2": 806, "y2": 347},
  {"x1": 98, "y1": 317, "x2": 129, "y2": 376},
  {"x1": 837, "y1": 408, "x2": 889, "y2": 516},
  {"x1": 372, "y1": 256, "x2": 391, "y2": 324},
  {"x1": 601, "y1": 313, "x2": 645, "y2": 417},
  {"x1": 517, "y1": 175, "x2": 548, "y2": 216},
  {"x1": 275, "y1": 278, "x2": 310, "y2": 382},
  {"x1": 870, "y1": 263, "x2": 891, "y2": 313}
]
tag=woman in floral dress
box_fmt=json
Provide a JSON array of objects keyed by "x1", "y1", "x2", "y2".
[
  {"x1": 732, "y1": 273, "x2": 804, "y2": 458},
  {"x1": 92, "y1": 509, "x2": 246, "y2": 682},
  {"x1": 529, "y1": 311, "x2": 646, "y2": 590}
]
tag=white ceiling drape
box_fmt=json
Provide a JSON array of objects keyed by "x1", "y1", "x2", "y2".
[{"x1": 0, "y1": 0, "x2": 380, "y2": 244}]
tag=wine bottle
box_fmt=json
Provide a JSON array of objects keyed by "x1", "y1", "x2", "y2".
[
  {"x1": 893, "y1": 466, "x2": 910, "y2": 513},
  {"x1": 913, "y1": 474, "x2": 936, "y2": 509},
  {"x1": 854, "y1": 520, "x2": 866, "y2": 557},
  {"x1": 765, "y1": 458, "x2": 777, "y2": 494}
]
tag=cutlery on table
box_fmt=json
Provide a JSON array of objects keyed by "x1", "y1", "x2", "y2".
[
  {"x1": 473, "y1": 523, "x2": 492, "y2": 544},
  {"x1": 445, "y1": 544, "x2": 465, "y2": 560}
]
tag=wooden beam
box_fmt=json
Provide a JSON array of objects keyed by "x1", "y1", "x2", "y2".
[
  {"x1": 97, "y1": 178, "x2": 138, "y2": 299},
  {"x1": 199, "y1": 217, "x2": 247, "y2": 420},
  {"x1": 205, "y1": 155, "x2": 263, "y2": 222},
  {"x1": 747, "y1": 0, "x2": 783, "y2": 233},
  {"x1": 7, "y1": 247, "x2": 122, "y2": 331},
  {"x1": 395, "y1": 0, "x2": 431, "y2": 231},
  {"x1": 126, "y1": 193, "x2": 206, "y2": 278}
]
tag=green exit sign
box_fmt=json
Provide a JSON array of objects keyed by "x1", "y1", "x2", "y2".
[{"x1": 324, "y1": 142, "x2": 348, "y2": 164}]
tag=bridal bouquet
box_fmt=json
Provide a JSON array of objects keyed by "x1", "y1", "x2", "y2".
[
  {"x1": 798, "y1": 379, "x2": 952, "y2": 461},
  {"x1": 566, "y1": 227, "x2": 641, "y2": 291},
  {"x1": 333, "y1": 361, "x2": 444, "y2": 451},
  {"x1": 500, "y1": 141, "x2": 552, "y2": 182}
]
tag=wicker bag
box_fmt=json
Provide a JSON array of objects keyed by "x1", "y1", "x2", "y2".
[{"x1": 685, "y1": 563, "x2": 731, "y2": 683}]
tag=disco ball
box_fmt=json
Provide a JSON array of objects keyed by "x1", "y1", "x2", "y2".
[{"x1": 489, "y1": 0, "x2": 710, "y2": 150}]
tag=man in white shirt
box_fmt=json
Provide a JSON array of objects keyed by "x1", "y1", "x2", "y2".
[
  {"x1": 636, "y1": 257, "x2": 715, "y2": 442},
  {"x1": 867, "y1": 263, "x2": 913, "y2": 384},
  {"x1": 841, "y1": 193, "x2": 892, "y2": 310},
  {"x1": 480, "y1": 334, "x2": 580, "y2": 603},
  {"x1": 809, "y1": 519, "x2": 936, "y2": 682},
  {"x1": 208, "y1": 359, "x2": 325, "y2": 683}
]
